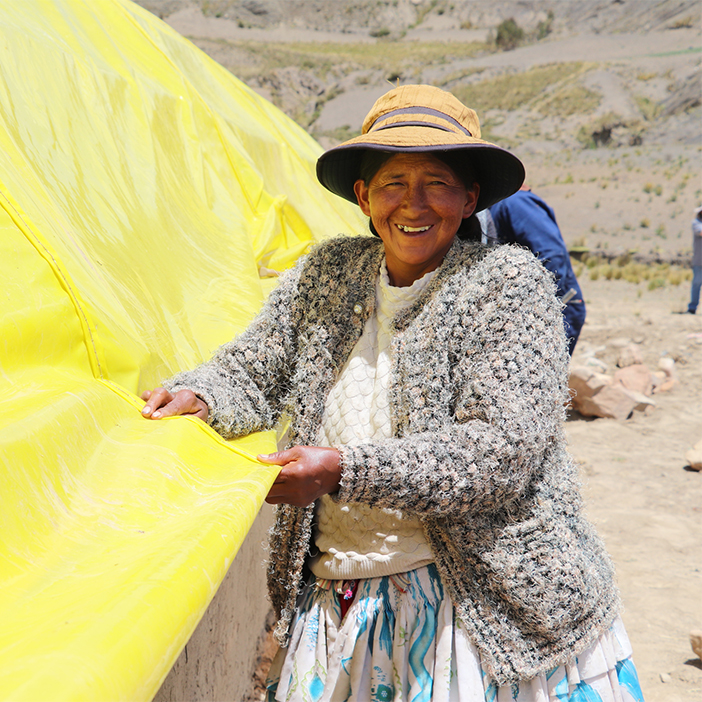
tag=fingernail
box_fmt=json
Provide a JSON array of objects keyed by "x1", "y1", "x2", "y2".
[
  {"x1": 152, "y1": 410, "x2": 161, "y2": 418},
  {"x1": 142, "y1": 406, "x2": 151, "y2": 415}
]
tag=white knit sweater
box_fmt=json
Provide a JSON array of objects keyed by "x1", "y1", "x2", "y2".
[{"x1": 310, "y1": 260, "x2": 435, "y2": 580}]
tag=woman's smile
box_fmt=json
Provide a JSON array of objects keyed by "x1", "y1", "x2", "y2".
[
  {"x1": 354, "y1": 153, "x2": 479, "y2": 287},
  {"x1": 396, "y1": 224, "x2": 432, "y2": 233}
]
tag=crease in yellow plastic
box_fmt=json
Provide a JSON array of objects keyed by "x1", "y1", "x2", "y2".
[
  {"x1": 98, "y1": 378, "x2": 262, "y2": 463},
  {"x1": 0, "y1": 187, "x2": 106, "y2": 380},
  {"x1": 0, "y1": 0, "x2": 366, "y2": 699}
]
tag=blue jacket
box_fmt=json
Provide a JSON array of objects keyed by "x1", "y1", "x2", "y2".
[{"x1": 489, "y1": 190, "x2": 585, "y2": 354}]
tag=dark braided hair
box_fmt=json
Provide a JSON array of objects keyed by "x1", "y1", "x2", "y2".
[{"x1": 357, "y1": 150, "x2": 482, "y2": 242}]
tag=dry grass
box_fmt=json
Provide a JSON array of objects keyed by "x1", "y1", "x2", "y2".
[
  {"x1": 237, "y1": 39, "x2": 487, "y2": 78},
  {"x1": 452, "y1": 63, "x2": 591, "y2": 113},
  {"x1": 537, "y1": 83, "x2": 601, "y2": 117},
  {"x1": 574, "y1": 255, "x2": 692, "y2": 288}
]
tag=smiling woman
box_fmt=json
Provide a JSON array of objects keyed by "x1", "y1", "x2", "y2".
[
  {"x1": 353, "y1": 152, "x2": 478, "y2": 286},
  {"x1": 141, "y1": 85, "x2": 644, "y2": 702}
]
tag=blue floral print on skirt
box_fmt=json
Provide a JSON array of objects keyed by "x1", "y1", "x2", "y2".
[{"x1": 266, "y1": 564, "x2": 644, "y2": 702}]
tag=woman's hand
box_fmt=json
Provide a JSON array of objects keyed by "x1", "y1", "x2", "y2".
[
  {"x1": 259, "y1": 446, "x2": 342, "y2": 508},
  {"x1": 140, "y1": 387, "x2": 209, "y2": 421}
]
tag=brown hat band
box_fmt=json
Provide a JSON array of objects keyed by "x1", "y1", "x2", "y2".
[{"x1": 369, "y1": 107, "x2": 474, "y2": 137}]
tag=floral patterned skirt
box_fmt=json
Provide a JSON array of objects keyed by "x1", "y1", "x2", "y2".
[{"x1": 266, "y1": 564, "x2": 644, "y2": 702}]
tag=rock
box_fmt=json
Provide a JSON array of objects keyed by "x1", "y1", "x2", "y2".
[
  {"x1": 623, "y1": 388, "x2": 656, "y2": 413},
  {"x1": 657, "y1": 378, "x2": 677, "y2": 392},
  {"x1": 242, "y1": 0, "x2": 271, "y2": 15},
  {"x1": 583, "y1": 355, "x2": 608, "y2": 372},
  {"x1": 569, "y1": 365, "x2": 655, "y2": 419},
  {"x1": 658, "y1": 357, "x2": 677, "y2": 378},
  {"x1": 616, "y1": 343, "x2": 644, "y2": 368},
  {"x1": 691, "y1": 630, "x2": 702, "y2": 660},
  {"x1": 569, "y1": 366, "x2": 611, "y2": 401},
  {"x1": 662, "y1": 71, "x2": 701, "y2": 116},
  {"x1": 576, "y1": 383, "x2": 638, "y2": 420},
  {"x1": 659, "y1": 672, "x2": 671, "y2": 683},
  {"x1": 685, "y1": 449, "x2": 702, "y2": 471},
  {"x1": 653, "y1": 358, "x2": 677, "y2": 391},
  {"x1": 613, "y1": 364, "x2": 653, "y2": 396}
]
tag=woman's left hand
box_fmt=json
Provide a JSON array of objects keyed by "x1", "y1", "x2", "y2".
[{"x1": 259, "y1": 446, "x2": 342, "y2": 507}]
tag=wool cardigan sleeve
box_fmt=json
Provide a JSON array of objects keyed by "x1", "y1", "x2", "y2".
[
  {"x1": 335, "y1": 245, "x2": 570, "y2": 518},
  {"x1": 162, "y1": 261, "x2": 305, "y2": 438}
]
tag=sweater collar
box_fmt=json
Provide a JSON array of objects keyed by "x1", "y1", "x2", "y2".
[{"x1": 390, "y1": 237, "x2": 483, "y2": 332}]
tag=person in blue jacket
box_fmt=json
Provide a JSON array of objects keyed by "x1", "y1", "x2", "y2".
[{"x1": 482, "y1": 187, "x2": 586, "y2": 355}]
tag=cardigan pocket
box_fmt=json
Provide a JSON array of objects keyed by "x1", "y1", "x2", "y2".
[{"x1": 478, "y1": 514, "x2": 601, "y2": 638}]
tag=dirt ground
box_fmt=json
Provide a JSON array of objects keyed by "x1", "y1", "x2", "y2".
[
  {"x1": 135, "y1": 2, "x2": 702, "y2": 699},
  {"x1": 567, "y1": 278, "x2": 702, "y2": 702}
]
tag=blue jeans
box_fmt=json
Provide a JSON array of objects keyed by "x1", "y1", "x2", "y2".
[{"x1": 689, "y1": 265, "x2": 702, "y2": 313}]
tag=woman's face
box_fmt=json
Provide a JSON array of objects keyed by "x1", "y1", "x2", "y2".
[{"x1": 353, "y1": 153, "x2": 479, "y2": 287}]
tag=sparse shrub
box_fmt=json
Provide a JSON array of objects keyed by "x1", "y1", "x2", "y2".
[
  {"x1": 643, "y1": 182, "x2": 654, "y2": 193},
  {"x1": 576, "y1": 112, "x2": 627, "y2": 148},
  {"x1": 634, "y1": 95, "x2": 662, "y2": 121},
  {"x1": 639, "y1": 219, "x2": 650, "y2": 228},
  {"x1": 460, "y1": 20, "x2": 472, "y2": 29},
  {"x1": 536, "y1": 10, "x2": 554, "y2": 40},
  {"x1": 495, "y1": 18, "x2": 524, "y2": 51},
  {"x1": 655, "y1": 225, "x2": 667, "y2": 239},
  {"x1": 371, "y1": 27, "x2": 390, "y2": 38},
  {"x1": 669, "y1": 15, "x2": 694, "y2": 29}
]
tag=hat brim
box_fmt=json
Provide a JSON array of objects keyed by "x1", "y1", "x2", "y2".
[{"x1": 317, "y1": 129, "x2": 525, "y2": 213}]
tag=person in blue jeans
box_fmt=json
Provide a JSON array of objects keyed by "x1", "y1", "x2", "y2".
[
  {"x1": 687, "y1": 206, "x2": 702, "y2": 314},
  {"x1": 480, "y1": 187, "x2": 586, "y2": 355}
]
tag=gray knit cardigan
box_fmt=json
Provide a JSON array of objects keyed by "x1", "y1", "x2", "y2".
[{"x1": 165, "y1": 235, "x2": 620, "y2": 685}]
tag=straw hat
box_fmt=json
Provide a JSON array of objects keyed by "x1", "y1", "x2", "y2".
[{"x1": 316, "y1": 84, "x2": 525, "y2": 213}]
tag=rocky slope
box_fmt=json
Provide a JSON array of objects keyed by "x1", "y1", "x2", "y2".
[
  {"x1": 138, "y1": 0, "x2": 701, "y2": 264},
  {"x1": 142, "y1": 0, "x2": 698, "y2": 35}
]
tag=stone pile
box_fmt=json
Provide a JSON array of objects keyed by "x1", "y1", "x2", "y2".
[{"x1": 569, "y1": 343, "x2": 677, "y2": 421}]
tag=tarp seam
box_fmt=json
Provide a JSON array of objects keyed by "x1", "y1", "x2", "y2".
[{"x1": 0, "y1": 189, "x2": 104, "y2": 379}]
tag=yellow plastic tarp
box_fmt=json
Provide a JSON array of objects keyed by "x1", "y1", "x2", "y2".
[{"x1": 0, "y1": 1, "x2": 365, "y2": 699}]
